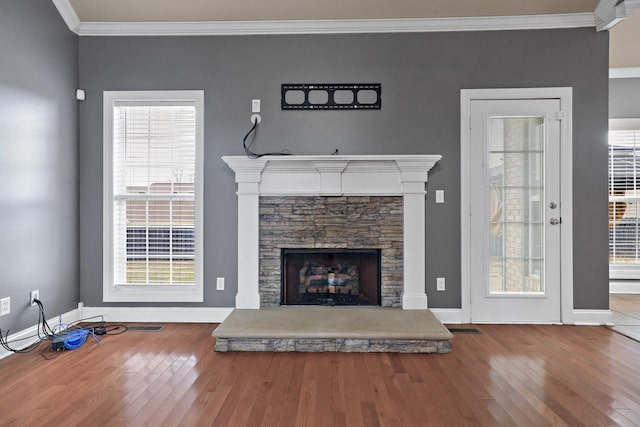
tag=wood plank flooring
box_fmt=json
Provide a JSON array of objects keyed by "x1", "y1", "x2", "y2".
[{"x1": 1, "y1": 323, "x2": 640, "y2": 426}]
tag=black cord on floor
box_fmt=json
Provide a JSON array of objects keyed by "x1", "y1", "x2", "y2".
[{"x1": 0, "y1": 300, "x2": 128, "y2": 355}]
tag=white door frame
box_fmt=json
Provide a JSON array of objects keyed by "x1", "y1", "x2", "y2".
[{"x1": 460, "y1": 88, "x2": 574, "y2": 324}]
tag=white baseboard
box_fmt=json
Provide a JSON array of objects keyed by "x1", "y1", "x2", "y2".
[
  {"x1": 430, "y1": 307, "x2": 614, "y2": 326},
  {"x1": 571, "y1": 309, "x2": 614, "y2": 326},
  {"x1": 610, "y1": 281, "x2": 640, "y2": 294},
  {"x1": 80, "y1": 306, "x2": 234, "y2": 323},
  {"x1": 430, "y1": 308, "x2": 464, "y2": 324},
  {"x1": 0, "y1": 306, "x2": 81, "y2": 361}
]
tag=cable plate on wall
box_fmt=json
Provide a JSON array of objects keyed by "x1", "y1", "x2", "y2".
[{"x1": 281, "y1": 83, "x2": 381, "y2": 110}]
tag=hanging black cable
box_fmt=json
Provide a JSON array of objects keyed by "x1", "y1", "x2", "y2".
[
  {"x1": 0, "y1": 299, "x2": 54, "y2": 353},
  {"x1": 242, "y1": 118, "x2": 291, "y2": 159}
]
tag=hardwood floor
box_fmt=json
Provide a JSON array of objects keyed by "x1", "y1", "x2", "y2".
[{"x1": 1, "y1": 323, "x2": 640, "y2": 426}]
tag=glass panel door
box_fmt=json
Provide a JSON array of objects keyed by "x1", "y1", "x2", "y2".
[{"x1": 469, "y1": 97, "x2": 561, "y2": 323}]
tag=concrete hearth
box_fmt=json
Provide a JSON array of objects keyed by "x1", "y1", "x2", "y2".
[{"x1": 213, "y1": 307, "x2": 453, "y2": 353}]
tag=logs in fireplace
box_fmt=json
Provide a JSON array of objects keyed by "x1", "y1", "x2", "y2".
[{"x1": 281, "y1": 249, "x2": 381, "y2": 306}]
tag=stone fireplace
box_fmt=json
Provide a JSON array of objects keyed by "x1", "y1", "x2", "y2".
[
  {"x1": 222, "y1": 155, "x2": 441, "y2": 310},
  {"x1": 260, "y1": 195, "x2": 402, "y2": 306}
]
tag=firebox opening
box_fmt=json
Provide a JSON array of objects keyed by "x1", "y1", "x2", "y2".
[{"x1": 281, "y1": 248, "x2": 381, "y2": 306}]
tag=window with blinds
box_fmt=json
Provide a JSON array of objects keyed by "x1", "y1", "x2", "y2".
[
  {"x1": 103, "y1": 91, "x2": 203, "y2": 302},
  {"x1": 609, "y1": 119, "x2": 640, "y2": 278}
]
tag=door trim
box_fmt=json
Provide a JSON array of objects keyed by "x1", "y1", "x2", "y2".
[{"x1": 460, "y1": 88, "x2": 573, "y2": 324}]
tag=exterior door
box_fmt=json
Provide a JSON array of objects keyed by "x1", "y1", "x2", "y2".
[{"x1": 469, "y1": 99, "x2": 562, "y2": 323}]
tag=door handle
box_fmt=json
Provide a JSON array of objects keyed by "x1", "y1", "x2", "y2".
[
  {"x1": 549, "y1": 202, "x2": 557, "y2": 209},
  {"x1": 549, "y1": 218, "x2": 561, "y2": 225}
]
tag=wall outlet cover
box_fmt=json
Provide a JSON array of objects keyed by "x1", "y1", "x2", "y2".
[{"x1": 30, "y1": 290, "x2": 39, "y2": 306}]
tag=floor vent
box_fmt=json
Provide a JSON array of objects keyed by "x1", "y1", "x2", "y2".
[
  {"x1": 447, "y1": 328, "x2": 481, "y2": 334},
  {"x1": 127, "y1": 325, "x2": 164, "y2": 332}
]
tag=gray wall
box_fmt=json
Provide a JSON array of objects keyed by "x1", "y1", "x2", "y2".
[
  {"x1": 79, "y1": 28, "x2": 609, "y2": 309},
  {"x1": 610, "y1": 78, "x2": 640, "y2": 118},
  {"x1": 0, "y1": 0, "x2": 79, "y2": 332}
]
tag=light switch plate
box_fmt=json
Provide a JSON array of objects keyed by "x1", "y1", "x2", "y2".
[{"x1": 436, "y1": 190, "x2": 444, "y2": 204}]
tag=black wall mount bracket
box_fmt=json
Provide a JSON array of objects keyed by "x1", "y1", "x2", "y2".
[{"x1": 281, "y1": 83, "x2": 381, "y2": 110}]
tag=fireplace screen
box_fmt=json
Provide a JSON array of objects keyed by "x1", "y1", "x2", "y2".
[{"x1": 281, "y1": 249, "x2": 381, "y2": 305}]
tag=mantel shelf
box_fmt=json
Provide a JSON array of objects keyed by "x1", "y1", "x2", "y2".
[{"x1": 222, "y1": 154, "x2": 442, "y2": 196}]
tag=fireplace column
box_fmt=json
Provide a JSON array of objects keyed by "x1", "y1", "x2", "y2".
[
  {"x1": 398, "y1": 159, "x2": 431, "y2": 309},
  {"x1": 232, "y1": 158, "x2": 267, "y2": 309}
]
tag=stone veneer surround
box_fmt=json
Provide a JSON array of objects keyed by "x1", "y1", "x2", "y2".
[
  {"x1": 259, "y1": 196, "x2": 403, "y2": 306},
  {"x1": 222, "y1": 155, "x2": 441, "y2": 310}
]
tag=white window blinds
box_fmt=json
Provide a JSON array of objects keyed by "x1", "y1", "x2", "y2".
[
  {"x1": 112, "y1": 103, "x2": 197, "y2": 286},
  {"x1": 609, "y1": 124, "x2": 640, "y2": 274}
]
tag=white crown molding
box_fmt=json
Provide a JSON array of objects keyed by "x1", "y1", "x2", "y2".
[
  {"x1": 610, "y1": 67, "x2": 640, "y2": 79},
  {"x1": 51, "y1": 0, "x2": 81, "y2": 34},
  {"x1": 67, "y1": 13, "x2": 596, "y2": 37},
  {"x1": 595, "y1": 0, "x2": 640, "y2": 31}
]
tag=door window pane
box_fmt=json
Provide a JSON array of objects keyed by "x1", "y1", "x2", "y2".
[{"x1": 488, "y1": 117, "x2": 545, "y2": 294}]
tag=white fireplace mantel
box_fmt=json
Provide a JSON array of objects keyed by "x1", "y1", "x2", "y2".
[{"x1": 222, "y1": 154, "x2": 442, "y2": 310}]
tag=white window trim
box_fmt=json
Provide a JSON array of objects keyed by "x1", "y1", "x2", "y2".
[
  {"x1": 103, "y1": 90, "x2": 204, "y2": 302},
  {"x1": 609, "y1": 118, "x2": 640, "y2": 280}
]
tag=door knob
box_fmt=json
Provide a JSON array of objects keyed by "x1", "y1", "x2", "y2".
[{"x1": 549, "y1": 218, "x2": 561, "y2": 225}]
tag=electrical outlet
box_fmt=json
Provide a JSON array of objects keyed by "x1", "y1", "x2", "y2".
[
  {"x1": 30, "y1": 290, "x2": 39, "y2": 306},
  {"x1": 0, "y1": 297, "x2": 10, "y2": 316},
  {"x1": 216, "y1": 277, "x2": 225, "y2": 290},
  {"x1": 437, "y1": 277, "x2": 446, "y2": 291}
]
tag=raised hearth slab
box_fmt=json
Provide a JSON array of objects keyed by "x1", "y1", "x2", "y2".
[{"x1": 212, "y1": 307, "x2": 453, "y2": 353}]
